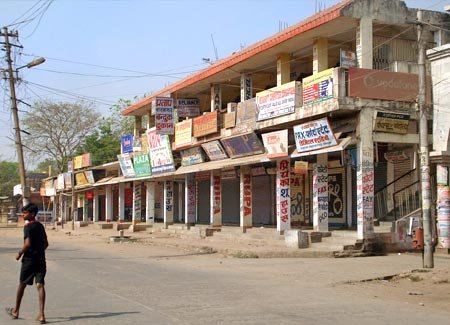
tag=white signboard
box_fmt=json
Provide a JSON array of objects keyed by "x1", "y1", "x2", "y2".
[
  {"x1": 117, "y1": 153, "x2": 136, "y2": 178},
  {"x1": 256, "y1": 81, "x2": 299, "y2": 121},
  {"x1": 276, "y1": 159, "x2": 291, "y2": 232},
  {"x1": 293, "y1": 118, "x2": 337, "y2": 153},
  {"x1": 57, "y1": 174, "x2": 65, "y2": 190},
  {"x1": 154, "y1": 97, "x2": 174, "y2": 135},
  {"x1": 147, "y1": 127, "x2": 175, "y2": 175},
  {"x1": 176, "y1": 98, "x2": 200, "y2": 117},
  {"x1": 262, "y1": 129, "x2": 288, "y2": 158}
]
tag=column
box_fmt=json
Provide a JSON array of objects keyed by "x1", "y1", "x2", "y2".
[
  {"x1": 146, "y1": 181, "x2": 155, "y2": 224},
  {"x1": 356, "y1": 16, "x2": 373, "y2": 69},
  {"x1": 178, "y1": 182, "x2": 183, "y2": 222},
  {"x1": 132, "y1": 181, "x2": 142, "y2": 224},
  {"x1": 211, "y1": 84, "x2": 222, "y2": 112},
  {"x1": 210, "y1": 171, "x2": 222, "y2": 227},
  {"x1": 118, "y1": 182, "x2": 125, "y2": 222},
  {"x1": 313, "y1": 38, "x2": 328, "y2": 74},
  {"x1": 185, "y1": 174, "x2": 196, "y2": 225},
  {"x1": 356, "y1": 107, "x2": 375, "y2": 239},
  {"x1": 240, "y1": 73, "x2": 252, "y2": 102},
  {"x1": 313, "y1": 153, "x2": 328, "y2": 232},
  {"x1": 105, "y1": 185, "x2": 113, "y2": 222},
  {"x1": 93, "y1": 188, "x2": 99, "y2": 222},
  {"x1": 240, "y1": 166, "x2": 252, "y2": 230},
  {"x1": 346, "y1": 164, "x2": 353, "y2": 228},
  {"x1": 276, "y1": 159, "x2": 291, "y2": 233},
  {"x1": 164, "y1": 181, "x2": 174, "y2": 226},
  {"x1": 83, "y1": 194, "x2": 88, "y2": 222},
  {"x1": 277, "y1": 53, "x2": 290, "y2": 86}
]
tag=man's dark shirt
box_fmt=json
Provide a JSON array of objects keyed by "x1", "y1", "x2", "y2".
[{"x1": 23, "y1": 221, "x2": 47, "y2": 259}]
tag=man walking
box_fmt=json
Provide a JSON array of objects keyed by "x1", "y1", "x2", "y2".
[{"x1": 5, "y1": 203, "x2": 49, "y2": 324}]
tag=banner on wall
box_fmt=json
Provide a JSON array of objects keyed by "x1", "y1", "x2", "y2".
[
  {"x1": 293, "y1": 118, "x2": 337, "y2": 153},
  {"x1": 147, "y1": 127, "x2": 175, "y2": 174},
  {"x1": 256, "y1": 81, "x2": 299, "y2": 121},
  {"x1": 302, "y1": 68, "x2": 334, "y2": 105}
]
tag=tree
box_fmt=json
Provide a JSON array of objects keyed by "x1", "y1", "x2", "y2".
[
  {"x1": 0, "y1": 160, "x2": 19, "y2": 199},
  {"x1": 34, "y1": 159, "x2": 58, "y2": 175},
  {"x1": 22, "y1": 100, "x2": 100, "y2": 173}
]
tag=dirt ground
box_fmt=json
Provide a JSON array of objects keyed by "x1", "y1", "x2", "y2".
[{"x1": 339, "y1": 265, "x2": 450, "y2": 311}]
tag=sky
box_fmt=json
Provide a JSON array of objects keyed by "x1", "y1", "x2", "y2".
[{"x1": 0, "y1": 0, "x2": 447, "y2": 166}]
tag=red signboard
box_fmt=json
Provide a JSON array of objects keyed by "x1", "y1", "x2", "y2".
[{"x1": 193, "y1": 111, "x2": 218, "y2": 137}]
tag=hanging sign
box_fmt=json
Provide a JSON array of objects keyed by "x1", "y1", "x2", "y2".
[
  {"x1": 133, "y1": 153, "x2": 152, "y2": 177},
  {"x1": 262, "y1": 129, "x2": 288, "y2": 158},
  {"x1": 303, "y1": 68, "x2": 334, "y2": 105},
  {"x1": 176, "y1": 98, "x2": 200, "y2": 117},
  {"x1": 293, "y1": 118, "x2": 337, "y2": 153},
  {"x1": 57, "y1": 174, "x2": 65, "y2": 190},
  {"x1": 256, "y1": 81, "x2": 299, "y2": 121},
  {"x1": 201, "y1": 140, "x2": 228, "y2": 161},
  {"x1": 147, "y1": 127, "x2": 175, "y2": 175}
]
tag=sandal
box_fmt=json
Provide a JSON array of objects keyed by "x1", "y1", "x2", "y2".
[
  {"x1": 36, "y1": 316, "x2": 46, "y2": 324},
  {"x1": 5, "y1": 307, "x2": 18, "y2": 319}
]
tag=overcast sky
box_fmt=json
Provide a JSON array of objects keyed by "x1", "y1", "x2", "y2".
[{"x1": 0, "y1": 0, "x2": 447, "y2": 166}]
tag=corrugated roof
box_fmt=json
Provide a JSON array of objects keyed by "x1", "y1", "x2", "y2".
[{"x1": 122, "y1": 0, "x2": 352, "y2": 116}]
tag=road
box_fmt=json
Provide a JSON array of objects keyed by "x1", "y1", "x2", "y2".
[{"x1": 0, "y1": 228, "x2": 449, "y2": 324}]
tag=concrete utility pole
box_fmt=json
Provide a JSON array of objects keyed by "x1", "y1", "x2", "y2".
[
  {"x1": 1, "y1": 27, "x2": 29, "y2": 207},
  {"x1": 417, "y1": 10, "x2": 434, "y2": 268}
]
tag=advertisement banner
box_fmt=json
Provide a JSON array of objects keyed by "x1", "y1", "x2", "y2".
[
  {"x1": 117, "y1": 153, "x2": 136, "y2": 178},
  {"x1": 121, "y1": 134, "x2": 134, "y2": 154},
  {"x1": 374, "y1": 112, "x2": 409, "y2": 134},
  {"x1": 256, "y1": 81, "x2": 298, "y2": 121},
  {"x1": 261, "y1": 130, "x2": 288, "y2": 158},
  {"x1": 133, "y1": 153, "x2": 152, "y2": 178},
  {"x1": 176, "y1": 98, "x2": 200, "y2": 117},
  {"x1": 220, "y1": 132, "x2": 265, "y2": 158},
  {"x1": 302, "y1": 68, "x2": 334, "y2": 105},
  {"x1": 175, "y1": 119, "x2": 193, "y2": 149},
  {"x1": 154, "y1": 97, "x2": 174, "y2": 135},
  {"x1": 293, "y1": 118, "x2": 337, "y2": 153},
  {"x1": 180, "y1": 147, "x2": 205, "y2": 166},
  {"x1": 193, "y1": 111, "x2": 218, "y2": 137},
  {"x1": 201, "y1": 140, "x2": 228, "y2": 161},
  {"x1": 147, "y1": 127, "x2": 175, "y2": 175}
]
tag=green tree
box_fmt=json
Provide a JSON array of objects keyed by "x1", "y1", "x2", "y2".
[
  {"x1": 22, "y1": 100, "x2": 100, "y2": 173},
  {"x1": 0, "y1": 160, "x2": 20, "y2": 199}
]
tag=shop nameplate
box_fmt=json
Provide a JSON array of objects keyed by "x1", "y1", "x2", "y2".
[
  {"x1": 193, "y1": 111, "x2": 218, "y2": 137},
  {"x1": 374, "y1": 112, "x2": 409, "y2": 134},
  {"x1": 293, "y1": 118, "x2": 337, "y2": 153}
]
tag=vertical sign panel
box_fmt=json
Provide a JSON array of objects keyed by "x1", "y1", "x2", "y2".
[
  {"x1": 240, "y1": 167, "x2": 252, "y2": 228},
  {"x1": 185, "y1": 174, "x2": 196, "y2": 224},
  {"x1": 276, "y1": 159, "x2": 291, "y2": 232},
  {"x1": 132, "y1": 181, "x2": 142, "y2": 223},
  {"x1": 210, "y1": 172, "x2": 222, "y2": 227},
  {"x1": 313, "y1": 164, "x2": 328, "y2": 231},
  {"x1": 164, "y1": 181, "x2": 174, "y2": 225}
]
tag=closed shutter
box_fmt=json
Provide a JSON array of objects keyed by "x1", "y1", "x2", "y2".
[{"x1": 394, "y1": 158, "x2": 412, "y2": 193}]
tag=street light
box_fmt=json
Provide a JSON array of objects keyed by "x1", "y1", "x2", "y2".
[{"x1": 2, "y1": 27, "x2": 45, "y2": 208}]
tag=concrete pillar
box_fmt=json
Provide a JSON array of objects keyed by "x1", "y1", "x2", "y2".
[
  {"x1": 313, "y1": 153, "x2": 328, "y2": 232},
  {"x1": 313, "y1": 38, "x2": 328, "y2": 74},
  {"x1": 240, "y1": 166, "x2": 252, "y2": 230},
  {"x1": 356, "y1": 107, "x2": 375, "y2": 239},
  {"x1": 164, "y1": 181, "x2": 174, "y2": 226},
  {"x1": 210, "y1": 171, "x2": 222, "y2": 227},
  {"x1": 277, "y1": 53, "x2": 290, "y2": 86},
  {"x1": 93, "y1": 188, "x2": 99, "y2": 222},
  {"x1": 105, "y1": 185, "x2": 113, "y2": 222},
  {"x1": 357, "y1": 16, "x2": 373, "y2": 69},
  {"x1": 83, "y1": 194, "x2": 88, "y2": 222},
  {"x1": 185, "y1": 174, "x2": 196, "y2": 225},
  {"x1": 276, "y1": 159, "x2": 291, "y2": 233},
  {"x1": 346, "y1": 165, "x2": 353, "y2": 228},
  {"x1": 132, "y1": 181, "x2": 142, "y2": 224},
  {"x1": 211, "y1": 84, "x2": 222, "y2": 112},
  {"x1": 146, "y1": 182, "x2": 155, "y2": 224},
  {"x1": 240, "y1": 73, "x2": 252, "y2": 102},
  {"x1": 134, "y1": 116, "x2": 142, "y2": 137},
  {"x1": 178, "y1": 182, "x2": 183, "y2": 222},
  {"x1": 64, "y1": 196, "x2": 69, "y2": 223},
  {"x1": 118, "y1": 183, "x2": 125, "y2": 222}
]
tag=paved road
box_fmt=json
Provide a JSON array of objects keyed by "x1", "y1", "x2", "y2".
[{"x1": 1, "y1": 233, "x2": 449, "y2": 324}]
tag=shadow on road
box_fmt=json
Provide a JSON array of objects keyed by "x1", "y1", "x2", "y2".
[{"x1": 48, "y1": 311, "x2": 140, "y2": 323}]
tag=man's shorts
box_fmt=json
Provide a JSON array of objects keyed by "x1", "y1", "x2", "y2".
[{"x1": 20, "y1": 257, "x2": 46, "y2": 286}]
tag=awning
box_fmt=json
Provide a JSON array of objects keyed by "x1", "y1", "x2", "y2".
[
  {"x1": 175, "y1": 153, "x2": 270, "y2": 175},
  {"x1": 93, "y1": 176, "x2": 124, "y2": 187},
  {"x1": 290, "y1": 136, "x2": 353, "y2": 158}
]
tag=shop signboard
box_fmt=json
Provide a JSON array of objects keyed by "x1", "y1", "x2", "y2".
[
  {"x1": 384, "y1": 150, "x2": 409, "y2": 162},
  {"x1": 154, "y1": 97, "x2": 174, "y2": 135},
  {"x1": 303, "y1": 68, "x2": 334, "y2": 105},
  {"x1": 84, "y1": 170, "x2": 95, "y2": 184},
  {"x1": 374, "y1": 112, "x2": 409, "y2": 134},
  {"x1": 57, "y1": 174, "x2": 65, "y2": 190},
  {"x1": 193, "y1": 111, "x2": 218, "y2": 137},
  {"x1": 147, "y1": 127, "x2": 175, "y2": 175},
  {"x1": 348, "y1": 68, "x2": 419, "y2": 102},
  {"x1": 133, "y1": 153, "x2": 152, "y2": 177},
  {"x1": 236, "y1": 98, "x2": 256, "y2": 128},
  {"x1": 251, "y1": 167, "x2": 266, "y2": 176},
  {"x1": 82, "y1": 153, "x2": 92, "y2": 167},
  {"x1": 64, "y1": 173, "x2": 72, "y2": 189},
  {"x1": 180, "y1": 147, "x2": 205, "y2": 166},
  {"x1": 121, "y1": 134, "x2": 134, "y2": 154},
  {"x1": 67, "y1": 161, "x2": 73, "y2": 173},
  {"x1": 256, "y1": 81, "x2": 299, "y2": 121},
  {"x1": 223, "y1": 112, "x2": 236, "y2": 129},
  {"x1": 175, "y1": 119, "x2": 192, "y2": 149},
  {"x1": 75, "y1": 172, "x2": 88, "y2": 186},
  {"x1": 294, "y1": 161, "x2": 308, "y2": 174},
  {"x1": 261, "y1": 129, "x2": 288, "y2": 158},
  {"x1": 220, "y1": 132, "x2": 265, "y2": 158},
  {"x1": 340, "y1": 49, "x2": 357, "y2": 68},
  {"x1": 176, "y1": 98, "x2": 200, "y2": 117},
  {"x1": 328, "y1": 173, "x2": 344, "y2": 220},
  {"x1": 293, "y1": 118, "x2": 337, "y2": 153},
  {"x1": 73, "y1": 155, "x2": 83, "y2": 169},
  {"x1": 221, "y1": 168, "x2": 237, "y2": 179},
  {"x1": 201, "y1": 140, "x2": 228, "y2": 161},
  {"x1": 117, "y1": 153, "x2": 136, "y2": 178}
]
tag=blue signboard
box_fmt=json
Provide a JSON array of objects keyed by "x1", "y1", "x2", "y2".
[{"x1": 121, "y1": 134, "x2": 134, "y2": 154}]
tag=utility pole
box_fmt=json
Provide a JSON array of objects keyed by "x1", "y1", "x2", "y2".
[
  {"x1": 417, "y1": 10, "x2": 434, "y2": 268},
  {"x1": 1, "y1": 27, "x2": 29, "y2": 207}
]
